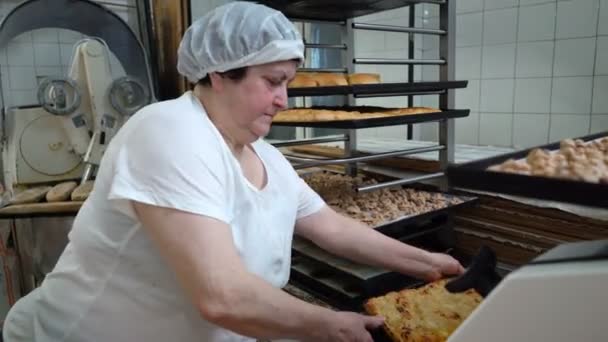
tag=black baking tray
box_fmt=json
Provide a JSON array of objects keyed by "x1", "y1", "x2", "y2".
[
  {"x1": 289, "y1": 228, "x2": 453, "y2": 311},
  {"x1": 447, "y1": 131, "x2": 608, "y2": 209},
  {"x1": 273, "y1": 107, "x2": 470, "y2": 129},
  {"x1": 255, "y1": 0, "x2": 427, "y2": 22},
  {"x1": 287, "y1": 81, "x2": 469, "y2": 98}
]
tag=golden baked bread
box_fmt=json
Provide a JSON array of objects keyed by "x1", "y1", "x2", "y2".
[
  {"x1": 313, "y1": 72, "x2": 349, "y2": 86},
  {"x1": 273, "y1": 109, "x2": 385, "y2": 122},
  {"x1": 71, "y1": 181, "x2": 94, "y2": 201},
  {"x1": 364, "y1": 279, "x2": 482, "y2": 342},
  {"x1": 10, "y1": 186, "x2": 53, "y2": 205},
  {"x1": 46, "y1": 181, "x2": 78, "y2": 202},
  {"x1": 347, "y1": 73, "x2": 381, "y2": 85},
  {"x1": 288, "y1": 73, "x2": 318, "y2": 88},
  {"x1": 381, "y1": 107, "x2": 440, "y2": 116},
  {"x1": 273, "y1": 107, "x2": 439, "y2": 123}
]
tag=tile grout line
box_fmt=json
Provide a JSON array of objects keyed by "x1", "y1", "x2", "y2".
[
  {"x1": 589, "y1": 0, "x2": 602, "y2": 134},
  {"x1": 547, "y1": 0, "x2": 558, "y2": 143},
  {"x1": 476, "y1": 0, "x2": 487, "y2": 145},
  {"x1": 511, "y1": 0, "x2": 521, "y2": 148}
]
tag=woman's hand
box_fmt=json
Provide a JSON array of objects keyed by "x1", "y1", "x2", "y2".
[
  {"x1": 424, "y1": 252, "x2": 466, "y2": 282},
  {"x1": 309, "y1": 312, "x2": 384, "y2": 342}
]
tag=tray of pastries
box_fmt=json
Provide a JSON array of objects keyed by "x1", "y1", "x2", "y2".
[
  {"x1": 273, "y1": 106, "x2": 470, "y2": 129},
  {"x1": 287, "y1": 72, "x2": 468, "y2": 98},
  {"x1": 303, "y1": 171, "x2": 477, "y2": 233},
  {"x1": 447, "y1": 131, "x2": 608, "y2": 208}
]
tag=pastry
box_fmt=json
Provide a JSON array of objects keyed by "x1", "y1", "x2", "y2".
[
  {"x1": 347, "y1": 73, "x2": 381, "y2": 85},
  {"x1": 71, "y1": 181, "x2": 94, "y2": 201},
  {"x1": 364, "y1": 279, "x2": 482, "y2": 342},
  {"x1": 46, "y1": 181, "x2": 78, "y2": 202}
]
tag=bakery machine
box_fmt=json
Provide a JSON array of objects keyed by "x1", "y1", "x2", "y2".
[
  {"x1": 0, "y1": 0, "x2": 155, "y2": 192},
  {"x1": 446, "y1": 239, "x2": 608, "y2": 342}
]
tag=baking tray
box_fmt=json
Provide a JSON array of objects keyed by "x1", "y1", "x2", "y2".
[
  {"x1": 273, "y1": 107, "x2": 470, "y2": 129},
  {"x1": 255, "y1": 0, "x2": 426, "y2": 22},
  {"x1": 447, "y1": 131, "x2": 608, "y2": 209},
  {"x1": 289, "y1": 228, "x2": 454, "y2": 311},
  {"x1": 300, "y1": 170, "x2": 478, "y2": 237},
  {"x1": 287, "y1": 81, "x2": 468, "y2": 98}
]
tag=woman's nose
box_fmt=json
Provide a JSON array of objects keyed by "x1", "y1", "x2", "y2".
[{"x1": 273, "y1": 86, "x2": 288, "y2": 109}]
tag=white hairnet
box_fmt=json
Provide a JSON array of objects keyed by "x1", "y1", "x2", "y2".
[{"x1": 177, "y1": 1, "x2": 304, "y2": 83}]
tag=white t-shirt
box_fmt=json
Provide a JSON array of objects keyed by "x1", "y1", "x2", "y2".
[{"x1": 3, "y1": 91, "x2": 325, "y2": 342}]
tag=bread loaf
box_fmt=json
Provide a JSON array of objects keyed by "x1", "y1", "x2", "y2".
[
  {"x1": 46, "y1": 181, "x2": 78, "y2": 202},
  {"x1": 71, "y1": 181, "x2": 94, "y2": 201},
  {"x1": 313, "y1": 73, "x2": 348, "y2": 86},
  {"x1": 347, "y1": 73, "x2": 381, "y2": 85},
  {"x1": 10, "y1": 186, "x2": 53, "y2": 205},
  {"x1": 288, "y1": 73, "x2": 318, "y2": 88}
]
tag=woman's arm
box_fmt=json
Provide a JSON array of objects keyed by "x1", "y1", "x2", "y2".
[
  {"x1": 133, "y1": 202, "x2": 383, "y2": 342},
  {"x1": 295, "y1": 206, "x2": 464, "y2": 281}
]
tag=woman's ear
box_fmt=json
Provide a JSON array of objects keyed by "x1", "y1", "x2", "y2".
[{"x1": 208, "y1": 73, "x2": 224, "y2": 91}]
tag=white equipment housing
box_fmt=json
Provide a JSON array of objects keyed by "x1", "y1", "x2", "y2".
[
  {"x1": 449, "y1": 240, "x2": 608, "y2": 342},
  {"x1": 2, "y1": 39, "x2": 135, "y2": 190}
]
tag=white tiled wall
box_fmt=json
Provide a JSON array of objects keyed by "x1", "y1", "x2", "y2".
[
  {"x1": 0, "y1": 0, "x2": 139, "y2": 109},
  {"x1": 448, "y1": 0, "x2": 608, "y2": 148}
]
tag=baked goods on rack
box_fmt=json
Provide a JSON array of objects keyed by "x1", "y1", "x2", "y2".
[
  {"x1": 364, "y1": 279, "x2": 482, "y2": 342},
  {"x1": 288, "y1": 73, "x2": 318, "y2": 88},
  {"x1": 488, "y1": 137, "x2": 608, "y2": 183},
  {"x1": 287, "y1": 72, "x2": 382, "y2": 88},
  {"x1": 273, "y1": 106, "x2": 440, "y2": 123},
  {"x1": 304, "y1": 172, "x2": 463, "y2": 227},
  {"x1": 347, "y1": 73, "x2": 381, "y2": 85}
]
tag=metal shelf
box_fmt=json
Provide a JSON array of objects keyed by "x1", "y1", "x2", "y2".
[
  {"x1": 287, "y1": 80, "x2": 468, "y2": 98},
  {"x1": 255, "y1": 0, "x2": 446, "y2": 21}
]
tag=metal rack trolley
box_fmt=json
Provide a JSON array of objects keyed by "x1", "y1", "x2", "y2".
[{"x1": 257, "y1": 0, "x2": 466, "y2": 191}]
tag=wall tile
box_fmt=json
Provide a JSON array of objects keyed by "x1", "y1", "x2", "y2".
[
  {"x1": 479, "y1": 113, "x2": 513, "y2": 146},
  {"x1": 456, "y1": 46, "x2": 482, "y2": 79},
  {"x1": 354, "y1": 30, "x2": 386, "y2": 53},
  {"x1": 480, "y1": 79, "x2": 515, "y2": 112},
  {"x1": 551, "y1": 76, "x2": 593, "y2": 114},
  {"x1": 32, "y1": 28, "x2": 59, "y2": 43},
  {"x1": 455, "y1": 111, "x2": 480, "y2": 145},
  {"x1": 516, "y1": 41, "x2": 554, "y2": 77},
  {"x1": 592, "y1": 76, "x2": 608, "y2": 113},
  {"x1": 520, "y1": 0, "x2": 557, "y2": 6},
  {"x1": 8, "y1": 90, "x2": 37, "y2": 107},
  {"x1": 457, "y1": 0, "x2": 484, "y2": 14},
  {"x1": 456, "y1": 79, "x2": 481, "y2": 111},
  {"x1": 513, "y1": 113, "x2": 551, "y2": 148},
  {"x1": 483, "y1": 8, "x2": 518, "y2": 45},
  {"x1": 457, "y1": 12, "x2": 483, "y2": 47},
  {"x1": 556, "y1": 0, "x2": 599, "y2": 39},
  {"x1": 482, "y1": 44, "x2": 516, "y2": 78},
  {"x1": 549, "y1": 113, "x2": 591, "y2": 141},
  {"x1": 590, "y1": 114, "x2": 608, "y2": 133},
  {"x1": 485, "y1": 0, "x2": 518, "y2": 10},
  {"x1": 595, "y1": 36, "x2": 608, "y2": 75},
  {"x1": 600, "y1": 0, "x2": 608, "y2": 35},
  {"x1": 553, "y1": 38, "x2": 596, "y2": 77},
  {"x1": 6, "y1": 42, "x2": 34, "y2": 66},
  {"x1": 418, "y1": 122, "x2": 438, "y2": 142},
  {"x1": 517, "y1": 3, "x2": 556, "y2": 42},
  {"x1": 8, "y1": 66, "x2": 36, "y2": 90},
  {"x1": 33, "y1": 43, "x2": 61, "y2": 67},
  {"x1": 514, "y1": 78, "x2": 552, "y2": 113}
]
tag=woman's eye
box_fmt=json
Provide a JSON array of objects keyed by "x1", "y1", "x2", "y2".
[{"x1": 266, "y1": 78, "x2": 282, "y2": 86}]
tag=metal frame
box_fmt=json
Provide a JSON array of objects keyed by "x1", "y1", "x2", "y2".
[{"x1": 275, "y1": 0, "x2": 458, "y2": 191}]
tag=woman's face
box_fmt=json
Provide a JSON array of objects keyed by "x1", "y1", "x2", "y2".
[{"x1": 216, "y1": 60, "x2": 297, "y2": 140}]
